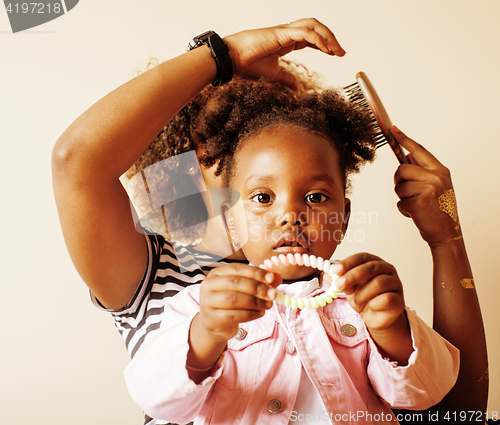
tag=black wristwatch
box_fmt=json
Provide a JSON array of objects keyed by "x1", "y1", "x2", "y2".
[{"x1": 187, "y1": 30, "x2": 233, "y2": 87}]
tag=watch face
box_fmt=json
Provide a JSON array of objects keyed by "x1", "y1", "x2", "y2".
[
  {"x1": 196, "y1": 30, "x2": 215, "y2": 41},
  {"x1": 187, "y1": 39, "x2": 203, "y2": 51},
  {"x1": 187, "y1": 30, "x2": 215, "y2": 51}
]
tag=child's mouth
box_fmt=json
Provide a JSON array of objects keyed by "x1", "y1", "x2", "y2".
[
  {"x1": 274, "y1": 235, "x2": 309, "y2": 254},
  {"x1": 282, "y1": 241, "x2": 302, "y2": 247}
]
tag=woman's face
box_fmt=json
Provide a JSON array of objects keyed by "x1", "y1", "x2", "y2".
[{"x1": 228, "y1": 125, "x2": 349, "y2": 281}]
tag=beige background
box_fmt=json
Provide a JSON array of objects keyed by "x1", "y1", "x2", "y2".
[{"x1": 1, "y1": 0, "x2": 498, "y2": 423}]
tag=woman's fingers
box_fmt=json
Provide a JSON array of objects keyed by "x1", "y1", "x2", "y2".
[
  {"x1": 394, "y1": 174, "x2": 448, "y2": 199},
  {"x1": 272, "y1": 26, "x2": 335, "y2": 56},
  {"x1": 390, "y1": 126, "x2": 444, "y2": 171},
  {"x1": 394, "y1": 152, "x2": 454, "y2": 219},
  {"x1": 274, "y1": 69, "x2": 300, "y2": 91},
  {"x1": 225, "y1": 18, "x2": 345, "y2": 77},
  {"x1": 284, "y1": 18, "x2": 346, "y2": 55},
  {"x1": 390, "y1": 126, "x2": 460, "y2": 245}
]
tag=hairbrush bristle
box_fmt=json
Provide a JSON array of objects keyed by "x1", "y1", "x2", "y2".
[{"x1": 343, "y1": 82, "x2": 388, "y2": 149}]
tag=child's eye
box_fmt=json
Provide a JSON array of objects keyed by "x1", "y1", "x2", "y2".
[
  {"x1": 306, "y1": 193, "x2": 328, "y2": 203},
  {"x1": 251, "y1": 193, "x2": 273, "y2": 204}
]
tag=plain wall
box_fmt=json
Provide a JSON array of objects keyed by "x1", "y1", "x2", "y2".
[{"x1": 1, "y1": 1, "x2": 498, "y2": 423}]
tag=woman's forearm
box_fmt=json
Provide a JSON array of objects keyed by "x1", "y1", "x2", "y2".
[
  {"x1": 53, "y1": 46, "x2": 216, "y2": 180},
  {"x1": 430, "y1": 238, "x2": 488, "y2": 413}
]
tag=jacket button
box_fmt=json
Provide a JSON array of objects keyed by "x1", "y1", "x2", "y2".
[
  {"x1": 341, "y1": 324, "x2": 357, "y2": 337},
  {"x1": 267, "y1": 398, "x2": 282, "y2": 413},
  {"x1": 285, "y1": 340, "x2": 296, "y2": 355},
  {"x1": 233, "y1": 327, "x2": 247, "y2": 340}
]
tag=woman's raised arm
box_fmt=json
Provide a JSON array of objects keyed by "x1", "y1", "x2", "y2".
[
  {"x1": 51, "y1": 19, "x2": 345, "y2": 310},
  {"x1": 391, "y1": 127, "x2": 488, "y2": 417}
]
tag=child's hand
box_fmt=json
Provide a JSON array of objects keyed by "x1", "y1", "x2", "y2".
[
  {"x1": 334, "y1": 253, "x2": 405, "y2": 331},
  {"x1": 224, "y1": 18, "x2": 345, "y2": 89},
  {"x1": 391, "y1": 126, "x2": 461, "y2": 247},
  {"x1": 333, "y1": 253, "x2": 413, "y2": 365},
  {"x1": 199, "y1": 264, "x2": 281, "y2": 343}
]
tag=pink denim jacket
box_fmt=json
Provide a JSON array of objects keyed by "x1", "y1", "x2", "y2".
[{"x1": 125, "y1": 284, "x2": 459, "y2": 425}]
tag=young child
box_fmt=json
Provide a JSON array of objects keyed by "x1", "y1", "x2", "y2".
[{"x1": 123, "y1": 85, "x2": 460, "y2": 424}]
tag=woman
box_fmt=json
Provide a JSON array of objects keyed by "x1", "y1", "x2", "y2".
[{"x1": 52, "y1": 18, "x2": 487, "y2": 424}]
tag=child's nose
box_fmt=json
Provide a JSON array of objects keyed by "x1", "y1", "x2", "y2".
[{"x1": 279, "y1": 210, "x2": 307, "y2": 227}]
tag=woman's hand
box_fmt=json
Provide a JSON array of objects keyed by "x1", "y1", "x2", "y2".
[
  {"x1": 333, "y1": 253, "x2": 412, "y2": 365},
  {"x1": 392, "y1": 127, "x2": 461, "y2": 247},
  {"x1": 198, "y1": 264, "x2": 281, "y2": 343},
  {"x1": 224, "y1": 18, "x2": 345, "y2": 89}
]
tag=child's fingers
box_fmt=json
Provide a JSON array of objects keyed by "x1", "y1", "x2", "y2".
[
  {"x1": 209, "y1": 308, "x2": 267, "y2": 327},
  {"x1": 209, "y1": 263, "x2": 281, "y2": 287},
  {"x1": 349, "y1": 274, "x2": 403, "y2": 313},
  {"x1": 366, "y1": 291, "x2": 403, "y2": 313},
  {"x1": 205, "y1": 289, "x2": 273, "y2": 311},
  {"x1": 331, "y1": 252, "x2": 383, "y2": 277},
  {"x1": 332, "y1": 254, "x2": 394, "y2": 292},
  {"x1": 359, "y1": 292, "x2": 406, "y2": 331},
  {"x1": 390, "y1": 126, "x2": 444, "y2": 171},
  {"x1": 206, "y1": 264, "x2": 282, "y2": 301}
]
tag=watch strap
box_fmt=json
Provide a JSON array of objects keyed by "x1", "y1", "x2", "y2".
[{"x1": 188, "y1": 31, "x2": 233, "y2": 87}]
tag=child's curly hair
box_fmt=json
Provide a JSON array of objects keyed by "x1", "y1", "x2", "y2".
[{"x1": 125, "y1": 61, "x2": 376, "y2": 244}]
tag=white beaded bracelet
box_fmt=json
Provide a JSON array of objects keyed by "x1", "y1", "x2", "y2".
[{"x1": 259, "y1": 253, "x2": 340, "y2": 309}]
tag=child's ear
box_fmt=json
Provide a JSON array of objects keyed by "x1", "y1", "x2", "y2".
[
  {"x1": 342, "y1": 198, "x2": 351, "y2": 234},
  {"x1": 220, "y1": 201, "x2": 241, "y2": 251}
]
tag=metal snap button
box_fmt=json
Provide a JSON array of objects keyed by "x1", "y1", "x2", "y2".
[
  {"x1": 233, "y1": 327, "x2": 247, "y2": 340},
  {"x1": 341, "y1": 324, "x2": 357, "y2": 337},
  {"x1": 267, "y1": 398, "x2": 282, "y2": 413},
  {"x1": 285, "y1": 340, "x2": 296, "y2": 355}
]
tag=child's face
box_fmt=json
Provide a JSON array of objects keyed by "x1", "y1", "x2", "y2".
[{"x1": 229, "y1": 125, "x2": 349, "y2": 281}]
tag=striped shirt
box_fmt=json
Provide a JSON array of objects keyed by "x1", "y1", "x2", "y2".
[{"x1": 91, "y1": 233, "x2": 246, "y2": 425}]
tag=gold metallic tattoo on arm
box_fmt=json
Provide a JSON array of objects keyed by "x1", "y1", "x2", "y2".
[
  {"x1": 438, "y1": 189, "x2": 459, "y2": 228},
  {"x1": 440, "y1": 278, "x2": 475, "y2": 290},
  {"x1": 459, "y1": 278, "x2": 475, "y2": 289}
]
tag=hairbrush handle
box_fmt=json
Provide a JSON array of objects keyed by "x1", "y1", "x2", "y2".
[{"x1": 356, "y1": 72, "x2": 408, "y2": 165}]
